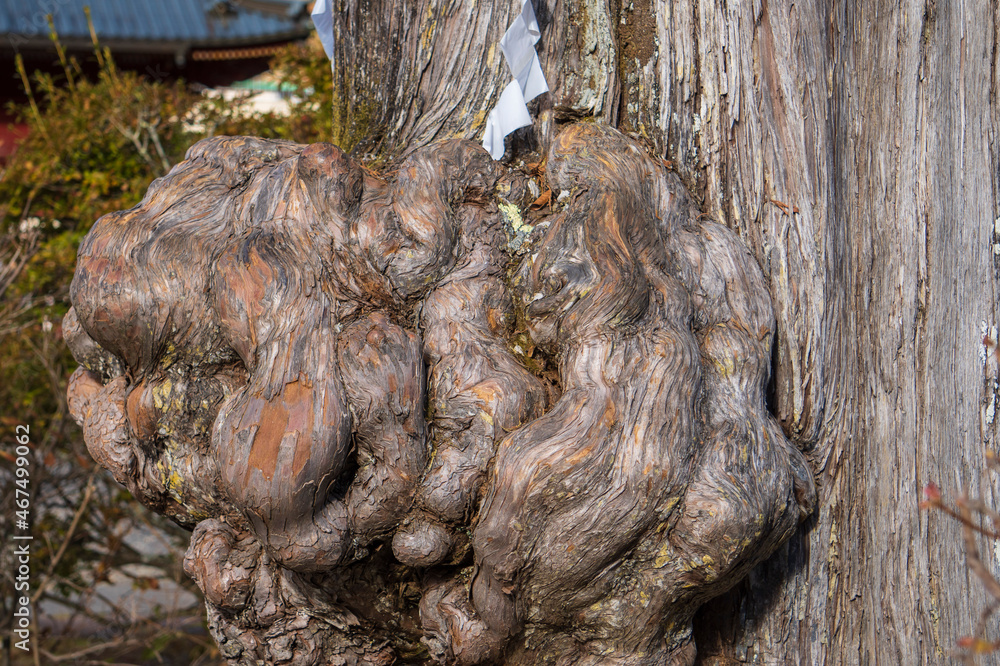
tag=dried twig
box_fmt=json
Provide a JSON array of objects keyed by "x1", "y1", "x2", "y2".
[
  {"x1": 31, "y1": 475, "x2": 96, "y2": 606},
  {"x1": 40, "y1": 639, "x2": 145, "y2": 663},
  {"x1": 923, "y1": 476, "x2": 1000, "y2": 661}
]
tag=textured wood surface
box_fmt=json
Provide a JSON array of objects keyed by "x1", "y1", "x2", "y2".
[
  {"x1": 66, "y1": 0, "x2": 1000, "y2": 662},
  {"x1": 603, "y1": 2, "x2": 1000, "y2": 664},
  {"x1": 67, "y1": 124, "x2": 812, "y2": 664}
]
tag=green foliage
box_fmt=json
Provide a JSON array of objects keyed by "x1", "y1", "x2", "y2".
[
  {"x1": 194, "y1": 34, "x2": 333, "y2": 144},
  {"x1": 3, "y1": 56, "x2": 196, "y2": 238},
  {"x1": 0, "y1": 50, "x2": 194, "y2": 447},
  {"x1": 0, "y1": 22, "x2": 334, "y2": 437}
]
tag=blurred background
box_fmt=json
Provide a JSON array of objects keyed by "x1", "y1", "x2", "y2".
[{"x1": 0, "y1": 2, "x2": 334, "y2": 663}]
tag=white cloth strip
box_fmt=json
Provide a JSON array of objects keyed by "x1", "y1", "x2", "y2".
[
  {"x1": 499, "y1": 0, "x2": 541, "y2": 77},
  {"x1": 483, "y1": 80, "x2": 533, "y2": 160},
  {"x1": 512, "y1": 50, "x2": 548, "y2": 103},
  {"x1": 482, "y1": 0, "x2": 549, "y2": 160},
  {"x1": 311, "y1": 0, "x2": 334, "y2": 62}
]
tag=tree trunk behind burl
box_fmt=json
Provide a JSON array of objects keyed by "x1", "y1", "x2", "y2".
[{"x1": 333, "y1": 0, "x2": 1000, "y2": 663}]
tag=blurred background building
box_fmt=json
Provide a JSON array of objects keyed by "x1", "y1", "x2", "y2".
[{"x1": 0, "y1": 0, "x2": 313, "y2": 158}]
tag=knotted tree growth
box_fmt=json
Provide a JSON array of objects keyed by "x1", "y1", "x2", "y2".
[
  {"x1": 64, "y1": 0, "x2": 1000, "y2": 659},
  {"x1": 67, "y1": 123, "x2": 814, "y2": 664}
]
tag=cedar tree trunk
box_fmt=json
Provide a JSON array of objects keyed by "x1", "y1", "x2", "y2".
[{"x1": 67, "y1": 1, "x2": 1000, "y2": 665}]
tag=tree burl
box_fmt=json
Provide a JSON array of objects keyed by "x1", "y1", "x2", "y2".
[{"x1": 66, "y1": 124, "x2": 815, "y2": 665}]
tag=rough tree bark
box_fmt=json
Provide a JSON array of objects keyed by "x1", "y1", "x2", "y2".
[
  {"x1": 331, "y1": 1, "x2": 1000, "y2": 662},
  {"x1": 67, "y1": 121, "x2": 814, "y2": 664},
  {"x1": 67, "y1": 0, "x2": 1000, "y2": 664}
]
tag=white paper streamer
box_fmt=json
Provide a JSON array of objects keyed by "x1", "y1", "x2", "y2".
[
  {"x1": 483, "y1": 80, "x2": 534, "y2": 160},
  {"x1": 311, "y1": 0, "x2": 334, "y2": 62},
  {"x1": 512, "y1": 51, "x2": 548, "y2": 104},
  {"x1": 483, "y1": 0, "x2": 549, "y2": 160},
  {"x1": 499, "y1": 0, "x2": 541, "y2": 77}
]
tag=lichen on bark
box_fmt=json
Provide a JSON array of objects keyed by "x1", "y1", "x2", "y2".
[{"x1": 67, "y1": 123, "x2": 814, "y2": 665}]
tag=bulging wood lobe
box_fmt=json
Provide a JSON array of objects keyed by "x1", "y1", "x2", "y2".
[{"x1": 68, "y1": 124, "x2": 813, "y2": 665}]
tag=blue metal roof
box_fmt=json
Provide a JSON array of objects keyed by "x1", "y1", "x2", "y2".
[{"x1": 0, "y1": 1, "x2": 310, "y2": 47}]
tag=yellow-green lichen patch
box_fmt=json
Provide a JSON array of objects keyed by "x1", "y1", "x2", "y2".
[{"x1": 499, "y1": 199, "x2": 532, "y2": 234}]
